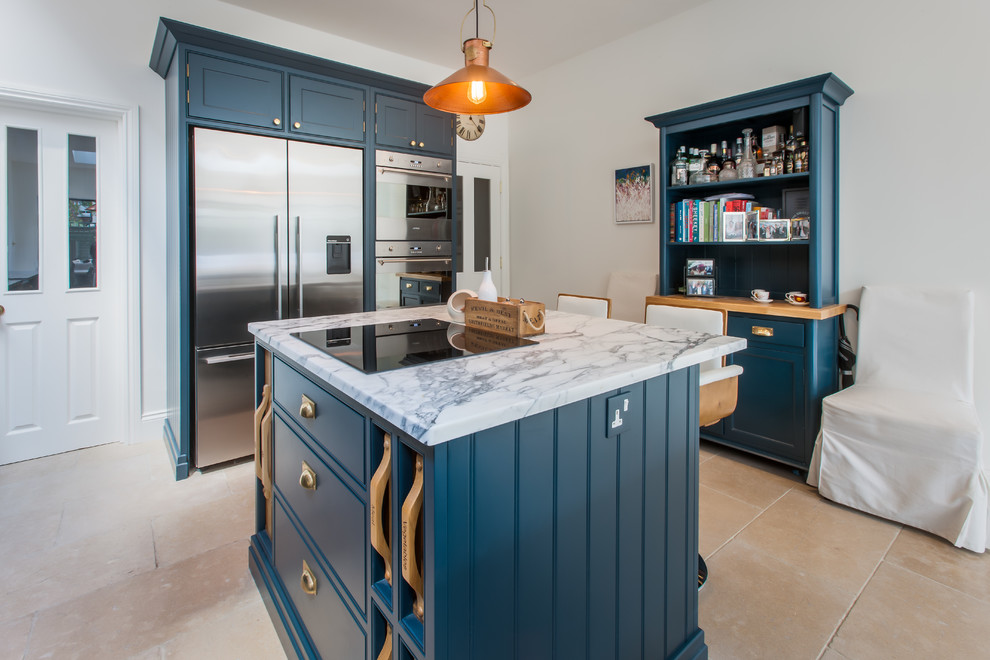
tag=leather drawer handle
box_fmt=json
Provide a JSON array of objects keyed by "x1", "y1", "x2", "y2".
[
  {"x1": 752, "y1": 325, "x2": 774, "y2": 337},
  {"x1": 401, "y1": 454, "x2": 425, "y2": 622},
  {"x1": 299, "y1": 394, "x2": 316, "y2": 419},
  {"x1": 254, "y1": 384, "x2": 271, "y2": 482},
  {"x1": 377, "y1": 626, "x2": 392, "y2": 660},
  {"x1": 370, "y1": 434, "x2": 393, "y2": 585},
  {"x1": 300, "y1": 559, "x2": 318, "y2": 596},
  {"x1": 299, "y1": 461, "x2": 317, "y2": 491}
]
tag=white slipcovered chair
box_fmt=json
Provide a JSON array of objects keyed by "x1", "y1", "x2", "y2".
[
  {"x1": 645, "y1": 304, "x2": 744, "y2": 427},
  {"x1": 606, "y1": 271, "x2": 658, "y2": 322},
  {"x1": 556, "y1": 293, "x2": 611, "y2": 318},
  {"x1": 807, "y1": 286, "x2": 989, "y2": 552}
]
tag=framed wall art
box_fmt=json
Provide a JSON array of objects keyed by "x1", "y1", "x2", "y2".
[{"x1": 614, "y1": 164, "x2": 654, "y2": 224}]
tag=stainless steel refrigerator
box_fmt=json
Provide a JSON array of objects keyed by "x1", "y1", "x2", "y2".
[{"x1": 193, "y1": 127, "x2": 363, "y2": 467}]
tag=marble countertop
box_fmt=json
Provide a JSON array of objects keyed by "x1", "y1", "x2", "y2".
[{"x1": 249, "y1": 306, "x2": 746, "y2": 447}]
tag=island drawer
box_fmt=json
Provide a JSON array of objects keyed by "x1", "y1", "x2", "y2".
[
  {"x1": 727, "y1": 314, "x2": 805, "y2": 348},
  {"x1": 273, "y1": 357, "x2": 366, "y2": 485},
  {"x1": 274, "y1": 412, "x2": 367, "y2": 614},
  {"x1": 273, "y1": 497, "x2": 367, "y2": 659}
]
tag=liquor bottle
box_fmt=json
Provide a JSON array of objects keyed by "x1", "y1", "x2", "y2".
[
  {"x1": 686, "y1": 148, "x2": 703, "y2": 180},
  {"x1": 794, "y1": 138, "x2": 809, "y2": 173},
  {"x1": 690, "y1": 150, "x2": 712, "y2": 184},
  {"x1": 784, "y1": 125, "x2": 797, "y2": 174},
  {"x1": 705, "y1": 144, "x2": 722, "y2": 179},
  {"x1": 737, "y1": 129, "x2": 757, "y2": 179},
  {"x1": 720, "y1": 140, "x2": 734, "y2": 169},
  {"x1": 671, "y1": 146, "x2": 689, "y2": 186}
]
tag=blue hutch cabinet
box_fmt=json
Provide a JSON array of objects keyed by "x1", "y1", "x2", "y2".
[{"x1": 646, "y1": 74, "x2": 853, "y2": 470}]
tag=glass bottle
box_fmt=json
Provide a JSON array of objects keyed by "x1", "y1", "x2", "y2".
[
  {"x1": 794, "y1": 138, "x2": 809, "y2": 173},
  {"x1": 686, "y1": 148, "x2": 703, "y2": 180},
  {"x1": 690, "y1": 150, "x2": 712, "y2": 184},
  {"x1": 784, "y1": 125, "x2": 797, "y2": 174},
  {"x1": 671, "y1": 146, "x2": 689, "y2": 186},
  {"x1": 720, "y1": 141, "x2": 734, "y2": 168},
  {"x1": 705, "y1": 145, "x2": 722, "y2": 180},
  {"x1": 737, "y1": 129, "x2": 757, "y2": 179}
]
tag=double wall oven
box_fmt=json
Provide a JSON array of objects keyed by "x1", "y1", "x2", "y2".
[{"x1": 375, "y1": 150, "x2": 453, "y2": 308}]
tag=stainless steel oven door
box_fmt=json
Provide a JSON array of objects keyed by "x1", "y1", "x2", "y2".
[
  {"x1": 375, "y1": 152, "x2": 453, "y2": 242},
  {"x1": 375, "y1": 244, "x2": 452, "y2": 309}
]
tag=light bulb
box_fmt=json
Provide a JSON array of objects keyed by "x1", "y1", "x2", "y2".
[{"x1": 468, "y1": 80, "x2": 487, "y2": 105}]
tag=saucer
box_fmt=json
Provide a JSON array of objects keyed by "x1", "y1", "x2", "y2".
[
  {"x1": 786, "y1": 300, "x2": 810, "y2": 306},
  {"x1": 751, "y1": 296, "x2": 772, "y2": 303}
]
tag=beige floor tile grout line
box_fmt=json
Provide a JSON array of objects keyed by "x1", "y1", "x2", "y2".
[
  {"x1": 814, "y1": 527, "x2": 903, "y2": 660},
  {"x1": 705, "y1": 486, "x2": 795, "y2": 560}
]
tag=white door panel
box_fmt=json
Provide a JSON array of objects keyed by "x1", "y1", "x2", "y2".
[{"x1": 1, "y1": 106, "x2": 124, "y2": 464}]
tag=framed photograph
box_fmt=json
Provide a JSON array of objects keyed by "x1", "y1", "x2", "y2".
[
  {"x1": 745, "y1": 211, "x2": 760, "y2": 240},
  {"x1": 685, "y1": 258, "x2": 714, "y2": 277},
  {"x1": 721, "y1": 211, "x2": 746, "y2": 242},
  {"x1": 790, "y1": 214, "x2": 810, "y2": 240},
  {"x1": 614, "y1": 164, "x2": 654, "y2": 224},
  {"x1": 758, "y1": 218, "x2": 791, "y2": 241},
  {"x1": 782, "y1": 187, "x2": 810, "y2": 219},
  {"x1": 686, "y1": 276, "x2": 716, "y2": 297}
]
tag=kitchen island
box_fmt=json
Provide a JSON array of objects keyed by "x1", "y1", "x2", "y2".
[{"x1": 248, "y1": 306, "x2": 745, "y2": 660}]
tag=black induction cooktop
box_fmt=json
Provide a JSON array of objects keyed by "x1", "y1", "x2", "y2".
[{"x1": 291, "y1": 318, "x2": 537, "y2": 374}]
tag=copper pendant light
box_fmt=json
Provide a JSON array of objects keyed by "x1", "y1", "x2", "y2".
[{"x1": 423, "y1": 0, "x2": 531, "y2": 115}]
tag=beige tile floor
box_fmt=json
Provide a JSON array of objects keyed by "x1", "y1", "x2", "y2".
[{"x1": 2, "y1": 438, "x2": 989, "y2": 659}]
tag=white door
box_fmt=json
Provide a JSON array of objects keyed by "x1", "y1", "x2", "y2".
[
  {"x1": 456, "y1": 162, "x2": 507, "y2": 296},
  {"x1": 0, "y1": 106, "x2": 125, "y2": 464}
]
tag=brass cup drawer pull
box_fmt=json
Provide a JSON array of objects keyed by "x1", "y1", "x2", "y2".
[
  {"x1": 299, "y1": 460, "x2": 317, "y2": 491},
  {"x1": 424, "y1": 285, "x2": 433, "y2": 292},
  {"x1": 752, "y1": 326, "x2": 774, "y2": 337},
  {"x1": 300, "y1": 560, "x2": 318, "y2": 596},
  {"x1": 299, "y1": 394, "x2": 316, "y2": 419}
]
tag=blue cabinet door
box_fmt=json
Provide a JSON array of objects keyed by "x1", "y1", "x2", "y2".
[
  {"x1": 376, "y1": 94, "x2": 455, "y2": 156},
  {"x1": 289, "y1": 75, "x2": 365, "y2": 141},
  {"x1": 376, "y1": 95, "x2": 418, "y2": 149},
  {"x1": 187, "y1": 52, "x2": 284, "y2": 129},
  {"x1": 417, "y1": 105, "x2": 454, "y2": 155}
]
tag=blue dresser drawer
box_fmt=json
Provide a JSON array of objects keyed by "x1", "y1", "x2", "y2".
[
  {"x1": 274, "y1": 357, "x2": 366, "y2": 485},
  {"x1": 728, "y1": 315, "x2": 805, "y2": 349},
  {"x1": 273, "y1": 497, "x2": 367, "y2": 659},
  {"x1": 274, "y1": 413, "x2": 367, "y2": 615}
]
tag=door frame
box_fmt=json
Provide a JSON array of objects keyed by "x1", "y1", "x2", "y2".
[
  {"x1": 456, "y1": 158, "x2": 510, "y2": 296},
  {"x1": 0, "y1": 86, "x2": 141, "y2": 446}
]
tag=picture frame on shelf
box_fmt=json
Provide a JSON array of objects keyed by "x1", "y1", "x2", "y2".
[
  {"x1": 790, "y1": 213, "x2": 811, "y2": 240},
  {"x1": 745, "y1": 211, "x2": 760, "y2": 240},
  {"x1": 758, "y1": 218, "x2": 791, "y2": 241},
  {"x1": 685, "y1": 258, "x2": 714, "y2": 277},
  {"x1": 686, "y1": 276, "x2": 716, "y2": 297},
  {"x1": 614, "y1": 164, "x2": 654, "y2": 224},
  {"x1": 782, "y1": 187, "x2": 811, "y2": 219},
  {"x1": 722, "y1": 211, "x2": 746, "y2": 241}
]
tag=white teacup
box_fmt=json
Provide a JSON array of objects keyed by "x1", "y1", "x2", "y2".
[
  {"x1": 751, "y1": 289, "x2": 770, "y2": 301},
  {"x1": 785, "y1": 291, "x2": 808, "y2": 304}
]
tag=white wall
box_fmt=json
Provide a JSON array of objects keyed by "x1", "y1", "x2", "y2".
[
  {"x1": 1, "y1": 0, "x2": 508, "y2": 441},
  {"x1": 508, "y1": 0, "x2": 990, "y2": 432}
]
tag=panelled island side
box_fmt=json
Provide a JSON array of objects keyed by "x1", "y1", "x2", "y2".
[{"x1": 247, "y1": 305, "x2": 745, "y2": 660}]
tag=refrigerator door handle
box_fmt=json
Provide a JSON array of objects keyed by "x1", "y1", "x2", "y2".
[
  {"x1": 295, "y1": 216, "x2": 303, "y2": 318},
  {"x1": 274, "y1": 215, "x2": 282, "y2": 319},
  {"x1": 202, "y1": 352, "x2": 255, "y2": 365}
]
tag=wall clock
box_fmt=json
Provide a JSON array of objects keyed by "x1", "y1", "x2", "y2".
[{"x1": 455, "y1": 114, "x2": 486, "y2": 141}]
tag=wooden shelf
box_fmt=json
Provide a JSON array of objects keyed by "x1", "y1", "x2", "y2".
[{"x1": 646, "y1": 295, "x2": 847, "y2": 321}]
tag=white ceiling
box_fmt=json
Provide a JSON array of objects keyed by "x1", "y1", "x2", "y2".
[{"x1": 218, "y1": 0, "x2": 708, "y2": 77}]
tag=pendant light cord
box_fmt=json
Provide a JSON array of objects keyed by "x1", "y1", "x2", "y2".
[{"x1": 460, "y1": 0, "x2": 496, "y2": 46}]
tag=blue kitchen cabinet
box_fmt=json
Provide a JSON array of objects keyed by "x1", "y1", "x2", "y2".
[
  {"x1": 250, "y1": 353, "x2": 708, "y2": 660},
  {"x1": 187, "y1": 52, "x2": 285, "y2": 130},
  {"x1": 375, "y1": 94, "x2": 454, "y2": 157},
  {"x1": 289, "y1": 75, "x2": 366, "y2": 142}
]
